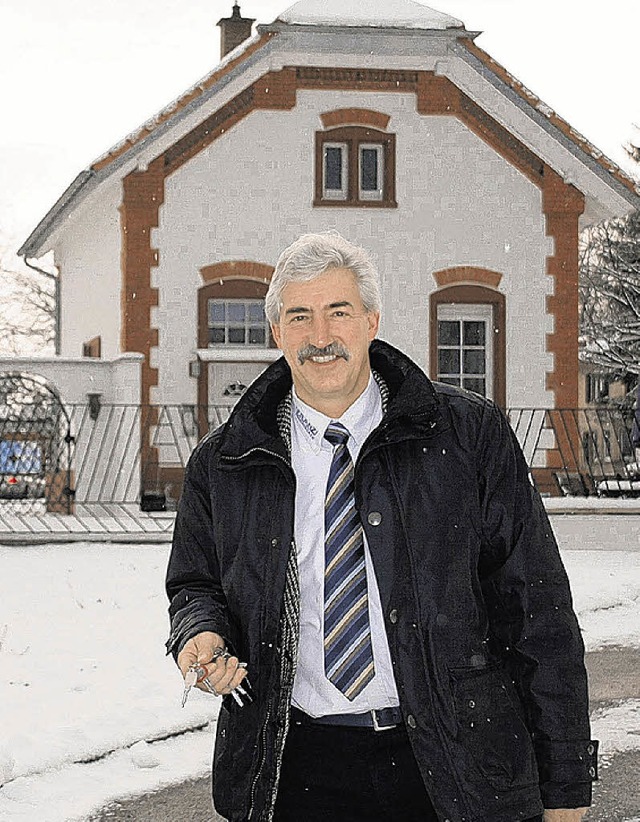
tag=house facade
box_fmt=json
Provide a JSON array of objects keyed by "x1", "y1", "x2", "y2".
[{"x1": 16, "y1": 0, "x2": 640, "y2": 501}]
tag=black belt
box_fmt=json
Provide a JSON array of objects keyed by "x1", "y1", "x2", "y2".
[{"x1": 291, "y1": 705, "x2": 403, "y2": 731}]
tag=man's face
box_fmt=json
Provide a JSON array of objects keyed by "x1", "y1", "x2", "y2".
[{"x1": 271, "y1": 267, "x2": 380, "y2": 417}]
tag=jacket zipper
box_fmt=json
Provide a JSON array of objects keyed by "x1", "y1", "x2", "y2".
[
  {"x1": 221, "y1": 446, "x2": 291, "y2": 467},
  {"x1": 248, "y1": 702, "x2": 272, "y2": 820}
]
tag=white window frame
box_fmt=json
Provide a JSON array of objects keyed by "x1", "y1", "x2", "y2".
[
  {"x1": 358, "y1": 143, "x2": 384, "y2": 201},
  {"x1": 207, "y1": 298, "x2": 269, "y2": 348},
  {"x1": 436, "y1": 303, "x2": 494, "y2": 399},
  {"x1": 322, "y1": 142, "x2": 348, "y2": 200}
]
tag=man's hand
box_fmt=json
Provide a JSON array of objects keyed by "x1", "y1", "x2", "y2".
[
  {"x1": 544, "y1": 809, "x2": 588, "y2": 822},
  {"x1": 177, "y1": 630, "x2": 247, "y2": 696}
]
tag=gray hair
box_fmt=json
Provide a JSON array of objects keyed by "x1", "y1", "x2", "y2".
[{"x1": 265, "y1": 231, "x2": 382, "y2": 324}]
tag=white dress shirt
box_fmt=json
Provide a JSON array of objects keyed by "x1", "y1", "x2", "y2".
[{"x1": 290, "y1": 373, "x2": 400, "y2": 717}]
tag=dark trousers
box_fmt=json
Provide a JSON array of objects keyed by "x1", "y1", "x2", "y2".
[{"x1": 273, "y1": 712, "x2": 544, "y2": 822}]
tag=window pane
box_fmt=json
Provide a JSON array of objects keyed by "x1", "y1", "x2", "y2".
[
  {"x1": 228, "y1": 327, "x2": 245, "y2": 344},
  {"x1": 209, "y1": 327, "x2": 225, "y2": 345},
  {"x1": 463, "y1": 321, "x2": 485, "y2": 346},
  {"x1": 248, "y1": 302, "x2": 265, "y2": 322},
  {"x1": 325, "y1": 146, "x2": 343, "y2": 190},
  {"x1": 228, "y1": 303, "x2": 245, "y2": 323},
  {"x1": 360, "y1": 147, "x2": 379, "y2": 192},
  {"x1": 249, "y1": 326, "x2": 266, "y2": 345},
  {"x1": 463, "y1": 350, "x2": 485, "y2": 375},
  {"x1": 438, "y1": 321, "x2": 460, "y2": 346},
  {"x1": 208, "y1": 301, "x2": 225, "y2": 324},
  {"x1": 463, "y1": 377, "x2": 486, "y2": 396},
  {"x1": 440, "y1": 376, "x2": 461, "y2": 387},
  {"x1": 438, "y1": 349, "x2": 460, "y2": 375}
]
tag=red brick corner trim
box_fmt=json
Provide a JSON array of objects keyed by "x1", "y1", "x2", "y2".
[
  {"x1": 320, "y1": 108, "x2": 391, "y2": 130},
  {"x1": 543, "y1": 165, "x2": 585, "y2": 409},
  {"x1": 432, "y1": 266, "x2": 502, "y2": 289},
  {"x1": 120, "y1": 156, "x2": 165, "y2": 410}
]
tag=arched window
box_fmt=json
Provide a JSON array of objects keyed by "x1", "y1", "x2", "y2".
[
  {"x1": 430, "y1": 282, "x2": 506, "y2": 407},
  {"x1": 314, "y1": 109, "x2": 396, "y2": 208},
  {"x1": 197, "y1": 263, "x2": 275, "y2": 350},
  {"x1": 195, "y1": 263, "x2": 277, "y2": 428}
]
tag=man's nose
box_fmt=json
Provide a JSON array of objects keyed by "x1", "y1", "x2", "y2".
[{"x1": 309, "y1": 315, "x2": 332, "y2": 347}]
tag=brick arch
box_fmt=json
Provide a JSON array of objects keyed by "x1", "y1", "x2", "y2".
[
  {"x1": 430, "y1": 283, "x2": 506, "y2": 409},
  {"x1": 432, "y1": 266, "x2": 503, "y2": 290},
  {"x1": 320, "y1": 108, "x2": 391, "y2": 130},
  {"x1": 200, "y1": 260, "x2": 274, "y2": 284}
]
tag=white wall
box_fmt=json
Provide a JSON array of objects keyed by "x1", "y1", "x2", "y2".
[
  {"x1": 55, "y1": 179, "x2": 123, "y2": 360},
  {"x1": 0, "y1": 355, "x2": 143, "y2": 502},
  {"x1": 0, "y1": 354, "x2": 142, "y2": 405},
  {"x1": 153, "y1": 87, "x2": 553, "y2": 408}
]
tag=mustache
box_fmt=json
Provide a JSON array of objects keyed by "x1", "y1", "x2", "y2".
[{"x1": 297, "y1": 342, "x2": 350, "y2": 365}]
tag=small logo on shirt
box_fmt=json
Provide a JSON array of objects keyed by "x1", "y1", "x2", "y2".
[{"x1": 294, "y1": 406, "x2": 319, "y2": 440}]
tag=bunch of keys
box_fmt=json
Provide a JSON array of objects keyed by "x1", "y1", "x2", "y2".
[{"x1": 181, "y1": 648, "x2": 254, "y2": 708}]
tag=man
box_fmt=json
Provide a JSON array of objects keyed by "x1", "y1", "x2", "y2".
[{"x1": 166, "y1": 232, "x2": 596, "y2": 822}]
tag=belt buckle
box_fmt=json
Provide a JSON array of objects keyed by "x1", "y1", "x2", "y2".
[{"x1": 371, "y1": 709, "x2": 395, "y2": 732}]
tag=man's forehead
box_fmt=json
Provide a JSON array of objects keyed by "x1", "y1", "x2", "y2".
[{"x1": 279, "y1": 268, "x2": 362, "y2": 307}]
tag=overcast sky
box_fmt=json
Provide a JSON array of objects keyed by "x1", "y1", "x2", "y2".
[{"x1": 1, "y1": 0, "x2": 639, "y2": 254}]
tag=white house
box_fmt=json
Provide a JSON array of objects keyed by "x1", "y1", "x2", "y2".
[{"x1": 17, "y1": 0, "x2": 640, "y2": 500}]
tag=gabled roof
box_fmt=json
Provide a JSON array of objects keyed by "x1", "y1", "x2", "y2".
[
  {"x1": 458, "y1": 39, "x2": 639, "y2": 201},
  {"x1": 276, "y1": 0, "x2": 463, "y2": 30},
  {"x1": 19, "y1": 2, "x2": 640, "y2": 259}
]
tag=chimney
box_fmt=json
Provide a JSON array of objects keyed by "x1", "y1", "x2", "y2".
[{"x1": 217, "y1": 2, "x2": 255, "y2": 58}]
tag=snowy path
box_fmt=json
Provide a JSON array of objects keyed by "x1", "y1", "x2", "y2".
[{"x1": 0, "y1": 525, "x2": 639, "y2": 821}]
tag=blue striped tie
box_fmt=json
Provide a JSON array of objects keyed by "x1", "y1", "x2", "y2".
[{"x1": 323, "y1": 422, "x2": 375, "y2": 699}]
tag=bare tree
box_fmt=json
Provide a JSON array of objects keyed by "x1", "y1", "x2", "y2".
[
  {"x1": 579, "y1": 139, "x2": 640, "y2": 377},
  {"x1": 579, "y1": 209, "x2": 640, "y2": 376},
  {"x1": 0, "y1": 244, "x2": 55, "y2": 356}
]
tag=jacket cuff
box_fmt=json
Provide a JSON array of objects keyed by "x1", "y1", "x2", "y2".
[
  {"x1": 165, "y1": 591, "x2": 231, "y2": 662},
  {"x1": 535, "y1": 739, "x2": 598, "y2": 808},
  {"x1": 541, "y1": 780, "x2": 593, "y2": 809}
]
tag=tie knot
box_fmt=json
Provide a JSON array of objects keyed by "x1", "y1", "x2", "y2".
[{"x1": 324, "y1": 422, "x2": 350, "y2": 448}]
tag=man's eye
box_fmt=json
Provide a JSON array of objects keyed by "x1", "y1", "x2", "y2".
[{"x1": 290, "y1": 315, "x2": 309, "y2": 323}]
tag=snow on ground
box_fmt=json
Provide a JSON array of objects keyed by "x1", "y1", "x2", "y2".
[
  {"x1": 562, "y1": 550, "x2": 640, "y2": 651},
  {"x1": 0, "y1": 529, "x2": 639, "y2": 821},
  {"x1": 0, "y1": 543, "x2": 220, "y2": 821},
  {"x1": 591, "y1": 699, "x2": 640, "y2": 760}
]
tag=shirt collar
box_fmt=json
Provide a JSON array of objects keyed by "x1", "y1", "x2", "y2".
[{"x1": 291, "y1": 373, "x2": 381, "y2": 454}]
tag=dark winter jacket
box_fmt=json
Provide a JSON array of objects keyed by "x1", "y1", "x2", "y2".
[{"x1": 166, "y1": 339, "x2": 597, "y2": 822}]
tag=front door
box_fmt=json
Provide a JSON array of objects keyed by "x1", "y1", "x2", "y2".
[{"x1": 207, "y1": 361, "x2": 271, "y2": 426}]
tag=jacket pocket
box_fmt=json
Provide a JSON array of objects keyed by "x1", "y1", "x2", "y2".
[{"x1": 449, "y1": 665, "x2": 539, "y2": 792}]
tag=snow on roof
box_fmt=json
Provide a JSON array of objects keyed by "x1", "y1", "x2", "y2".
[{"x1": 276, "y1": 0, "x2": 463, "y2": 30}]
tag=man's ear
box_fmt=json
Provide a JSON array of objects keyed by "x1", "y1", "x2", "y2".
[
  {"x1": 271, "y1": 322, "x2": 282, "y2": 349},
  {"x1": 367, "y1": 311, "x2": 380, "y2": 341}
]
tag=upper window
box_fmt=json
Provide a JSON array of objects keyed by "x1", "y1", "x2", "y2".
[
  {"x1": 315, "y1": 126, "x2": 396, "y2": 208},
  {"x1": 207, "y1": 299, "x2": 269, "y2": 347}
]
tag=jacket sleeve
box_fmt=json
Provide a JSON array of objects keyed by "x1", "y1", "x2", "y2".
[
  {"x1": 476, "y1": 402, "x2": 597, "y2": 809},
  {"x1": 165, "y1": 440, "x2": 233, "y2": 661}
]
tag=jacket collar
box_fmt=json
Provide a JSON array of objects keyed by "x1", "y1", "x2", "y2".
[{"x1": 218, "y1": 339, "x2": 440, "y2": 459}]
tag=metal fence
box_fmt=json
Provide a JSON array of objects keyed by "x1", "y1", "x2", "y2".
[{"x1": 0, "y1": 403, "x2": 638, "y2": 539}]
